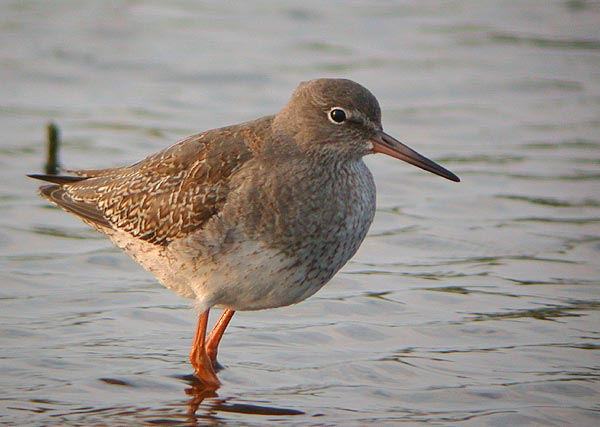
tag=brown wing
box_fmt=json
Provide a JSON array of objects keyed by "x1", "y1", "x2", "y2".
[{"x1": 33, "y1": 119, "x2": 267, "y2": 245}]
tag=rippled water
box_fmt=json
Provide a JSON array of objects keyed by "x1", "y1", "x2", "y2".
[{"x1": 1, "y1": 1, "x2": 599, "y2": 426}]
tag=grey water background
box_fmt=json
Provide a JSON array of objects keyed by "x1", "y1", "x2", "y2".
[{"x1": 1, "y1": 1, "x2": 599, "y2": 425}]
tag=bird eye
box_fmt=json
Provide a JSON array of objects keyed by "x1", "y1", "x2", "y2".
[{"x1": 328, "y1": 108, "x2": 347, "y2": 124}]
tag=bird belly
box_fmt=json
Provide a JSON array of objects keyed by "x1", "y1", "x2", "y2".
[
  {"x1": 102, "y1": 213, "x2": 368, "y2": 311},
  {"x1": 188, "y1": 241, "x2": 329, "y2": 311}
]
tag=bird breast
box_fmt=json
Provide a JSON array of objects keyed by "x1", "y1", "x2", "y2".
[{"x1": 225, "y1": 157, "x2": 376, "y2": 272}]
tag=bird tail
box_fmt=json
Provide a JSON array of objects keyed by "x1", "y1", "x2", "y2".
[
  {"x1": 27, "y1": 174, "x2": 88, "y2": 185},
  {"x1": 27, "y1": 174, "x2": 112, "y2": 229}
]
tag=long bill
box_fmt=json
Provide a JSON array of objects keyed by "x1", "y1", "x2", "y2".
[{"x1": 371, "y1": 131, "x2": 460, "y2": 182}]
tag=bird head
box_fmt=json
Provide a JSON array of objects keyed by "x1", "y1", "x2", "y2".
[{"x1": 273, "y1": 78, "x2": 459, "y2": 182}]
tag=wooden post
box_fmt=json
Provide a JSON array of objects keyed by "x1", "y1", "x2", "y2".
[{"x1": 45, "y1": 122, "x2": 60, "y2": 175}]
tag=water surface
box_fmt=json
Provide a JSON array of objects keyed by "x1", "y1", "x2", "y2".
[{"x1": 1, "y1": 1, "x2": 599, "y2": 426}]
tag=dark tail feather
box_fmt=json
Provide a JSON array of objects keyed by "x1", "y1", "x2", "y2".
[
  {"x1": 37, "y1": 184, "x2": 112, "y2": 229},
  {"x1": 27, "y1": 174, "x2": 88, "y2": 185}
]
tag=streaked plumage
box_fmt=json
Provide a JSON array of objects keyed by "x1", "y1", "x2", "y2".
[{"x1": 30, "y1": 78, "x2": 459, "y2": 387}]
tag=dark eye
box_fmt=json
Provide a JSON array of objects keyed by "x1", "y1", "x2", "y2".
[{"x1": 328, "y1": 108, "x2": 347, "y2": 124}]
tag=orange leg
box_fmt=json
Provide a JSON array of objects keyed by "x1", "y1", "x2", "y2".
[
  {"x1": 189, "y1": 310, "x2": 221, "y2": 389},
  {"x1": 206, "y1": 309, "x2": 235, "y2": 369}
]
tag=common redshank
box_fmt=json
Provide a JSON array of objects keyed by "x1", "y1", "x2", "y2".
[{"x1": 30, "y1": 78, "x2": 459, "y2": 388}]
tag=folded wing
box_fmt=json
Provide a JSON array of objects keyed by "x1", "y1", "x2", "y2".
[{"x1": 31, "y1": 128, "x2": 256, "y2": 246}]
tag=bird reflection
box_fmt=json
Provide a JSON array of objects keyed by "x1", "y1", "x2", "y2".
[
  {"x1": 180, "y1": 374, "x2": 304, "y2": 417},
  {"x1": 182, "y1": 374, "x2": 218, "y2": 415}
]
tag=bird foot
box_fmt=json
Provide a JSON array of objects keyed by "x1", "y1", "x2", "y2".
[{"x1": 190, "y1": 348, "x2": 221, "y2": 389}]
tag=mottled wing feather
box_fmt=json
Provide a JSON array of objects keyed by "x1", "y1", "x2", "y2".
[
  {"x1": 36, "y1": 121, "x2": 265, "y2": 245},
  {"x1": 61, "y1": 167, "x2": 122, "y2": 178}
]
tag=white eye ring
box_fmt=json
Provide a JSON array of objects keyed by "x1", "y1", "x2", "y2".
[{"x1": 327, "y1": 107, "x2": 348, "y2": 124}]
